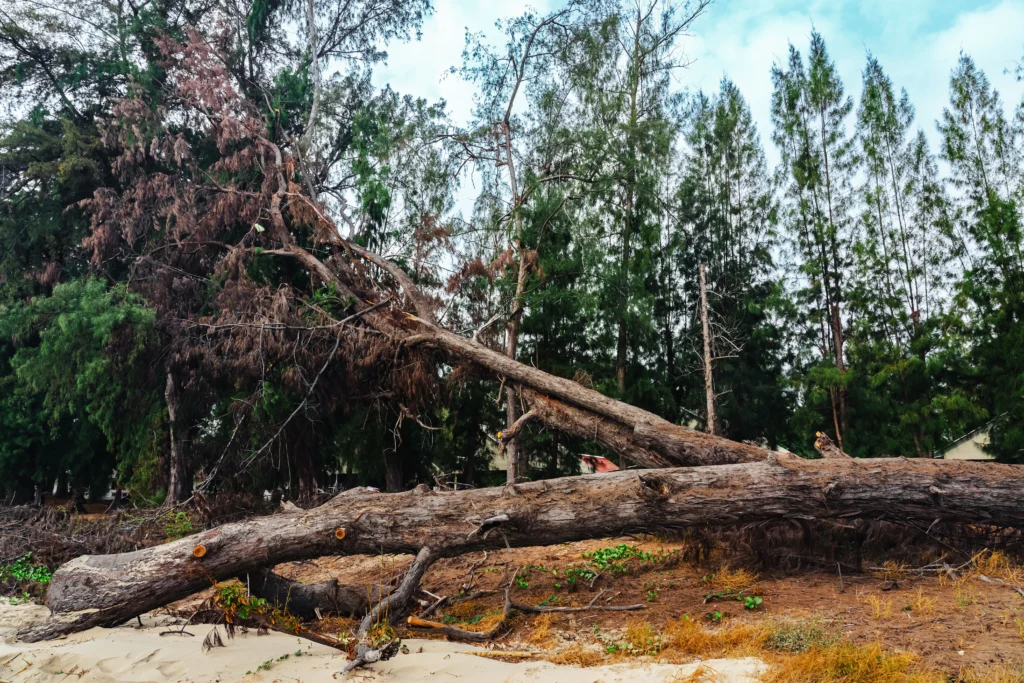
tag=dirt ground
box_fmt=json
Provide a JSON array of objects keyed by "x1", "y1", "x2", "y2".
[{"x1": 201, "y1": 536, "x2": 1024, "y2": 678}]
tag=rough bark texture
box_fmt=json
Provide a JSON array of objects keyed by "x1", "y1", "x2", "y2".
[
  {"x1": 20, "y1": 456, "x2": 1024, "y2": 642},
  {"x1": 699, "y1": 263, "x2": 717, "y2": 435},
  {"x1": 244, "y1": 568, "x2": 381, "y2": 619},
  {"x1": 164, "y1": 373, "x2": 191, "y2": 504},
  {"x1": 274, "y1": 222, "x2": 769, "y2": 470}
]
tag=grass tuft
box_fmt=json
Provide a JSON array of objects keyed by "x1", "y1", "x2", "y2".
[
  {"x1": 661, "y1": 615, "x2": 768, "y2": 659},
  {"x1": 760, "y1": 642, "x2": 941, "y2": 683},
  {"x1": 764, "y1": 618, "x2": 838, "y2": 653},
  {"x1": 706, "y1": 565, "x2": 759, "y2": 593},
  {"x1": 546, "y1": 644, "x2": 603, "y2": 667}
]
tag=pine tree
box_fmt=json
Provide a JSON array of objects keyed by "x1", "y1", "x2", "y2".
[
  {"x1": 771, "y1": 31, "x2": 857, "y2": 451},
  {"x1": 848, "y1": 55, "x2": 979, "y2": 459},
  {"x1": 940, "y1": 54, "x2": 1024, "y2": 462},
  {"x1": 674, "y1": 79, "x2": 792, "y2": 445}
]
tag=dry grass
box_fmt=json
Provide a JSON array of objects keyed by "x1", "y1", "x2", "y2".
[
  {"x1": 971, "y1": 550, "x2": 1024, "y2": 584},
  {"x1": 875, "y1": 560, "x2": 909, "y2": 584},
  {"x1": 764, "y1": 618, "x2": 839, "y2": 653},
  {"x1": 464, "y1": 611, "x2": 505, "y2": 632},
  {"x1": 621, "y1": 618, "x2": 662, "y2": 656},
  {"x1": 908, "y1": 589, "x2": 935, "y2": 617},
  {"x1": 444, "y1": 599, "x2": 486, "y2": 619},
  {"x1": 546, "y1": 644, "x2": 603, "y2": 667},
  {"x1": 315, "y1": 615, "x2": 356, "y2": 641},
  {"x1": 865, "y1": 594, "x2": 893, "y2": 620},
  {"x1": 954, "y1": 663, "x2": 1024, "y2": 682},
  {"x1": 708, "y1": 565, "x2": 759, "y2": 593},
  {"x1": 671, "y1": 664, "x2": 723, "y2": 682},
  {"x1": 527, "y1": 614, "x2": 554, "y2": 646},
  {"x1": 760, "y1": 642, "x2": 941, "y2": 683},
  {"x1": 661, "y1": 616, "x2": 769, "y2": 660}
]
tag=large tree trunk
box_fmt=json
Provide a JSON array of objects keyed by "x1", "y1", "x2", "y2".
[
  {"x1": 384, "y1": 451, "x2": 404, "y2": 492},
  {"x1": 165, "y1": 373, "x2": 191, "y2": 504},
  {"x1": 699, "y1": 263, "x2": 717, "y2": 435},
  {"x1": 277, "y1": 219, "x2": 768, "y2": 470},
  {"x1": 244, "y1": 568, "x2": 383, "y2": 620},
  {"x1": 20, "y1": 456, "x2": 1024, "y2": 642}
]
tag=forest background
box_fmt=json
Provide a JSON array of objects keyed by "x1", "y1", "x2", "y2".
[{"x1": 1, "y1": 0, "x2": 1023, "y2": 504}]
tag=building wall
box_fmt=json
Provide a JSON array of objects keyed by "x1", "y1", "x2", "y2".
[{"x1": 942, "y1": 430, "x2": 995, "y2": 461}]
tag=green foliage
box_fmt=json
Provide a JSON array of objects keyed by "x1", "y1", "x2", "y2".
[
  {"x1": 0, "y1": 278, "x2": 160, "y2": 496},
  {"x1": 582, "y1": 544, "x2": 678, "y2": 574},
  {"x1": 215, "y1": 583, "x2": 269, "y2": 621},
  {"x1": 163, "y1": 511, "x2": 195, "y2": 540},
  {"x1": 0, "y1": 553, "x2": 53, "y2": 586},
  {"x1": 3, "y1": 0, "x2": 1024, "y2": 504}
]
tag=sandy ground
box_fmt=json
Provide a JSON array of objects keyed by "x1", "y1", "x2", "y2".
[{"x1": 0, "y1": 602, "x2": 764, "y2": 683}]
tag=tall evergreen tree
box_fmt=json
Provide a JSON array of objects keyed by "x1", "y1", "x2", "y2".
[
  {"x1": 771, "y1": 31, "x2": 857, "y2": 452},
  {"x1": 940, "y1": 54, "x2": 1024, "y2": 462},
  {"x1": 673, "y1": 79, "x2": 792, "y2": 445},
  {"x1": 848, "y1": 55, "x2": 979, "y2": 459}
]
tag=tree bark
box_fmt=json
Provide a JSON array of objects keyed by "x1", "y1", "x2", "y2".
[
  {"x1": 830, "y1": 303, "x2": 848, "y2": 448},
  {"x1": 276, "y1": 220, "x2": 770, "y2": 470},
  {"x1": 244, "y1": 568, "x2": 382, "y2": 620},
  {"x1": 20, "y1": 456, "x2": 1024, "y2": 642},
  {"x1": 699, "y1": 264, "x2": 717, "y2": 435},
  {"x1": 384, "y1": 451, "x2": 404, "y2": 493},
  {"x1": 165, "y1": 373, "x2": 191, "y2": 504}
]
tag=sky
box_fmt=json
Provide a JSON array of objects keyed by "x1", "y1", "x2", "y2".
[{"x1": 372, "y1": 0, "x2": 1024, "y2": 171}]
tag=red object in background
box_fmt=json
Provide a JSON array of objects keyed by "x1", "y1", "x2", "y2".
[{"x1": 580, "y1": 455, "x2": 620, "y2": 473}]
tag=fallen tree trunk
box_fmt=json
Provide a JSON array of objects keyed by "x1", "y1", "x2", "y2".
[
  {"x1": 244, "y1": 568, "x2": 383, "y2": 620},
  {"x1": 279, "y1": 234, "x2": 768, "y2": 469},
  {"x1": 20, "y1": 455, "x2": 1024, "y2": 642}
]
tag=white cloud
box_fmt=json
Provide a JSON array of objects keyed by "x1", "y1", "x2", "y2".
[
  {"x1": 372, "y1": 0, "x2": 556, "y2": 125},
  {"x1": 684, "y1": 0, "x2": 1024, "y2": 166},
  {"x1": 367, "y1": 0, "x2": 1024, "y2": 214}
]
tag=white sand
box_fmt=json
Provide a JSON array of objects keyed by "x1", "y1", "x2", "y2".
[{"x1": 0, "y1": 602, "x2": 764, "y2": 683}]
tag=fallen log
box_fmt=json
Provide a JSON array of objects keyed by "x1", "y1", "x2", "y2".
[
  {"x1": 20, "y1": 455, "x2": 1024, "y2": 642},
  {"x1": 281, "y1": 235, "x2": 768, "y2": 469},
  {"x1": 244, "y1": 568, "x2": 383, "y2": 620}
]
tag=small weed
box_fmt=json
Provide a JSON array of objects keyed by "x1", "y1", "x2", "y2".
[
  {"x1": 954, "y1": 580, "x2": 978, "y2": 610},
  {"x1": 866, "y1": 594, "x2": 893, "y2": 620},
  {"x1": 214, "y1": 583, "x2": 268, "y2": 620},
  {"x1": 163, "y1": 511, "x2": 195, "y2": 540},
  {"x1": 909, "y1": 589, "x2": 935, "y2": 617},
  {"x1": 564, "y1": 566, "x2": 597, "y2": 586},
  {"x1": 581, "y1": 544, "x2": 679, "y2": 576},
  {"x1": 765, "y1": 619, "x2": 838, "y2": 653},
  {"x1": 7, "y1": 592, "x2": 33, "y2": 605},
  {"x1": 744, "y1": 595, "x2": 763, "y2": 610},
  {"x1": 0, "y1": 553, "x2": 53, "y2": 586}
]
